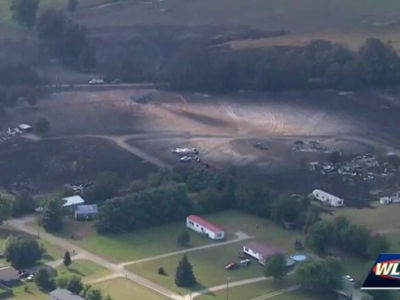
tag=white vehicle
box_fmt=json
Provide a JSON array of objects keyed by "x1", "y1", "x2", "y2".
[
  {"x1": 172, "y1": 147, "x2": 198, "y2": 155},
  {"x1": 344, "y1": 275, "x2": 354, "y2": 282},
  {"x1": 88, "y1": 79, "x2": 105, "y2": 85},
  {"x1": 239, "y1": 259, "x2": 251, "y2": 266},
  {"x1": 180, "y1": 156, "x2": 193, "y2": 162}
]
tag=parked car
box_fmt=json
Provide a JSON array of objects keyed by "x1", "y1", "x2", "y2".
[
  {"x1": 88, "y1": 79, "x2": 105, "y2": 85},
  {"x1": 225, "y1": 263, "x2": 239, "y2": 270},
  {"x1": 239, "y1": 259, "x2": 251, "y2": 266},
  {"x1": 344, "y1": 275, "x2": 354, "y2": 282},
  {"x1": 180, "y1": 156, "x2": 193, "y2": 162}
]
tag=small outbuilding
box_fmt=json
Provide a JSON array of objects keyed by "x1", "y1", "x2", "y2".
[
  {"x1": 243, "y1": 241, "x2": 285, "y2": 265},
  {"x1": 312, "y1": 189, "x2": 344, "y2": 207},
  {"x1": 17, "y1": 124, "x2": 32, "y2": 133},
  {"x1": 74, "y1": 204, "x2": 98, "y2": 221},
  {"x1": 0, "y1": 266, "x2": 19, "y2": 286},
  {"x1": 186, "y1": 215, "x2": 224, "y2": 240},
  {"x1": 61, "y1": 195, "x2": 85, "y2": 208}
]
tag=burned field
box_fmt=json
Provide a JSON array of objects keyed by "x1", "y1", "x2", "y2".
[{"x1": 0, "y1": 137, "x2": 155, "y2": 192}]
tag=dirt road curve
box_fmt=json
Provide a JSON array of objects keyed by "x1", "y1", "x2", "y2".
[{"x1": 6, "y1": 216, "x2": 182, "y2": 300}]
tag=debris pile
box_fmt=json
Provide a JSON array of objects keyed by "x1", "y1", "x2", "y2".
[
  {"x1": 293, "y1": 140, "x2": 329, "y2": 153},
  {"x1": 171, "y1": 147, "x2": 200, "y2": 163},
  {"x1": 308, "y1": 153, "x2": 397, "y2": 182}
]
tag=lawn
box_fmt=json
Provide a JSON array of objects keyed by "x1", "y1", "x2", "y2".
[
  {"x1": 197, "y1": 276, "x2": 297, "y2": 300},
  {"x1": 326, "y1": 202, "x2": 400, "y2": 252},
  {"x1": 9, "y1": 282, "x2": 48, "y2": 300},
  {"x1": 56, "y1": 259, "x2": 110, "y2": 282},
  {"x1": 60, "y1": 219, "x2": 225, "y2": 263},
  {"x1": 95, "y1": 278, "x2": 169, "y2": 300},
  {"x1": 126, "y1": 211, "x2": 305, "y2": 294}
]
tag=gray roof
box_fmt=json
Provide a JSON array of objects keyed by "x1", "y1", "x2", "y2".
[
  {"x1": 0, "y1": 266, "x2": 19, "y2": 282},
  {"x1": 75, "y1": 204, "x2": 98, "y2": 214},
  {"x1": 50, "y1": 289, "x2": 85, "y2": 300},
  {"x1": 244, "y1": 241, "x2": 285, "y2": 258}
]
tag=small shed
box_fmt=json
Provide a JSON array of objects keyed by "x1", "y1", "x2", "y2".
[
  {"x1": 243, "y1": 242, "x2": 285, "y2": 265},
  {"x1": 17, "y1": 124, "x2": 32, "y2": 132},
  {"x1": 75, "y1": 204, "x2": 98, "y2": 221}
]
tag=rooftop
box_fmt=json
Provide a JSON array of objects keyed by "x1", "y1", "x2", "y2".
[
  {"x1": 187, "y1": 215, "x2": 224, "y2": 233},
  {"x1": 50, "y1": 289, "x2": 85, "y2": 300},
  {"x1": 0, "y1": 266, "x2": 19, "y2": 282},
  {"x1": 62, "y1": 195, "x2": 85, "y2": 207},
  {"x1": 244, "y1": 241, "x2": 285, "y2": 258},
  {"x1": 75, "y1": 204, "x2": 98, "y2": 214}
]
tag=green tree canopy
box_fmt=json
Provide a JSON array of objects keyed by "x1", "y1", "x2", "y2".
[
  {"x1": 175, "y1": 255, "x2": 196, "y2": 287},
  {"x1": 264, "y1": 253, "x2": 288, "y2": 280}
]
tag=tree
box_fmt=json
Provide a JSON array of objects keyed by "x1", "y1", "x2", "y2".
[
  {"x1": 35, "y1": 117, "x2": 50, "y2": 135},
  {"x1": 264, "y1": 253, "x2": 288, "y2": 280},
  {"x1": 0, "y1": 197, "x2": 12, "y2": 225},
  {"x1": 175, "y1": 255, "x2": 196, "y2": 287},
  {"x1": 307, "y1": 221, "x2": 333, "y2": 255},
  {"x1": 367, "y1": 234, "x2": 390, "y2": 259},
  {"x1": 86, "y1": 287, "x2": 103, "y2": 300},
  {"x1": 11, "y1": 191, "x2": 35, "y2": 217},
  {"x1": 10, "y1": 0, "x2": 40, "y2": 28},
  {"x1": 37, "y1": 8, "x2": 66, "y2": 49},
  {"x1": 295, "y1": 257, "x2": 343, "y2": 294},
  {"x1": 158, "y1": 267, "x2": 166, "y2": 275},
  {"x1": 86, "y1": 171, "x2": 121, "y2": 203},
  {"x1": 41, "y1": 198, "x2": 63, "y2": 232},
  {"x1": 63, "y1": 251, "x2": 71, "y2": 267},
  {"x1": 177, "y1": 231, "x2": 190, "y2": 247},
  {"x1": 66, "y1": 275, "x2": 83, "y2": 295},
  {"x1": 5, "y1": 236, "x2": 42, "y2": 269},
  {"x1": 35, "y1": 268, "x2": 54, "y2": 291},
  {"x1": 67, "y1": 0, "x2": 78, "y2": 13}
]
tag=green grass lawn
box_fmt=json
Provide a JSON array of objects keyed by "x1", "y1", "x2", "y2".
[
  {"x1": 126, "y1": 211, "x2": 305, "y2": 294},
  {"x1": 9, "y1": 282, "x2": 48, "y2": 300},
  {"x1": 197, "y1": 276, "x2": 297, "y2": 300},
  {"x1": 56, "y1": 259, "x2": 110, "y2": 282},
  {"x1": 95, "y1": 278, "x2": 169, "y2": 300},
  {"x1": 59, "y1": 219, "x2": 224, "y2": 263}
]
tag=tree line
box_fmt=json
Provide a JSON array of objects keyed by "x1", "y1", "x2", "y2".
[{"x1": 95, "y1": 167, "x2": 320, "y2": 233}]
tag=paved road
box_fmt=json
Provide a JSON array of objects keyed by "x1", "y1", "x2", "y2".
[
  {"x1": 120, "y1": 231, "x2": 251, "y2": 267},
  {"x1": 7, "y1": 216, "x2": 182, "y2": 300}
]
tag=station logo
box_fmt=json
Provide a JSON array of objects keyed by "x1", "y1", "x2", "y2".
[{"x1": 362, "y1": 253, "x2": 400, "y2": 290}]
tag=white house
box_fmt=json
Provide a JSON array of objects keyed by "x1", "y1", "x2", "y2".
[
  {"x1": 243, "y1": 242, "x2": 285, "y2": 265},
  {"x1": 186, "y1": 215, "x2": 224, "y2": 240},
  {"x1": 312, "y1": 189, "x2": 344, "y2": 207},
  {"x1": 380, "y1": 196, "x2": 391, "y2": 205}
]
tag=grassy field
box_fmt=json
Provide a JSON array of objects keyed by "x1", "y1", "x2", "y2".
[
  {"x1": 9, "y1": 282, "x2": 47, "y2": 300},
  {"x1": 197, "y1": 277, "x2": 297, "y2": 300},
  {"x1": 56, "y1": 259, "x2": 110, "y2": 282},
  {"x1": 126, "y1": 211, "x2": 304, "y2": 294},
  {"x1": 95, "y1": 278, "x2": 169, "y2": 300},
  {"x1": 326, "y1": 202, "x2": 400, "y2": 251},
  {"x1": 59, "y1": 219, "x2": 223, "y2": 263}
]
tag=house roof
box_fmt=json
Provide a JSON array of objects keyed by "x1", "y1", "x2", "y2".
[
  {"x1": 0, "y1": 266, "x2": 19, "y2": 282},
  {"x1": 312, "y1": 189, "x2": 343, "y2": 202},
  {"x1": 75, "y1": 204, "x2": 98, "y2": 214},
  {"x1": 62, "y1": 196, "x2": 85, "y2": 207},
  {"x1": 18, "y1": 124, "x2": 32, "y2": 130},
  {"x1": 244, "y1": 241, "x2": 285, "y2": 258},
  {"x1": 50, "y1": 289, "x2": 85, "y2": 300},
  {"x1": 187, "y1": 215, "x2": 224, "y2": 233}
]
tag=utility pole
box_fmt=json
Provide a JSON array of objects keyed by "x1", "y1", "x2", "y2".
[{"x1": 226, "y1": 271, "x2": 230, "y2": 300}]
